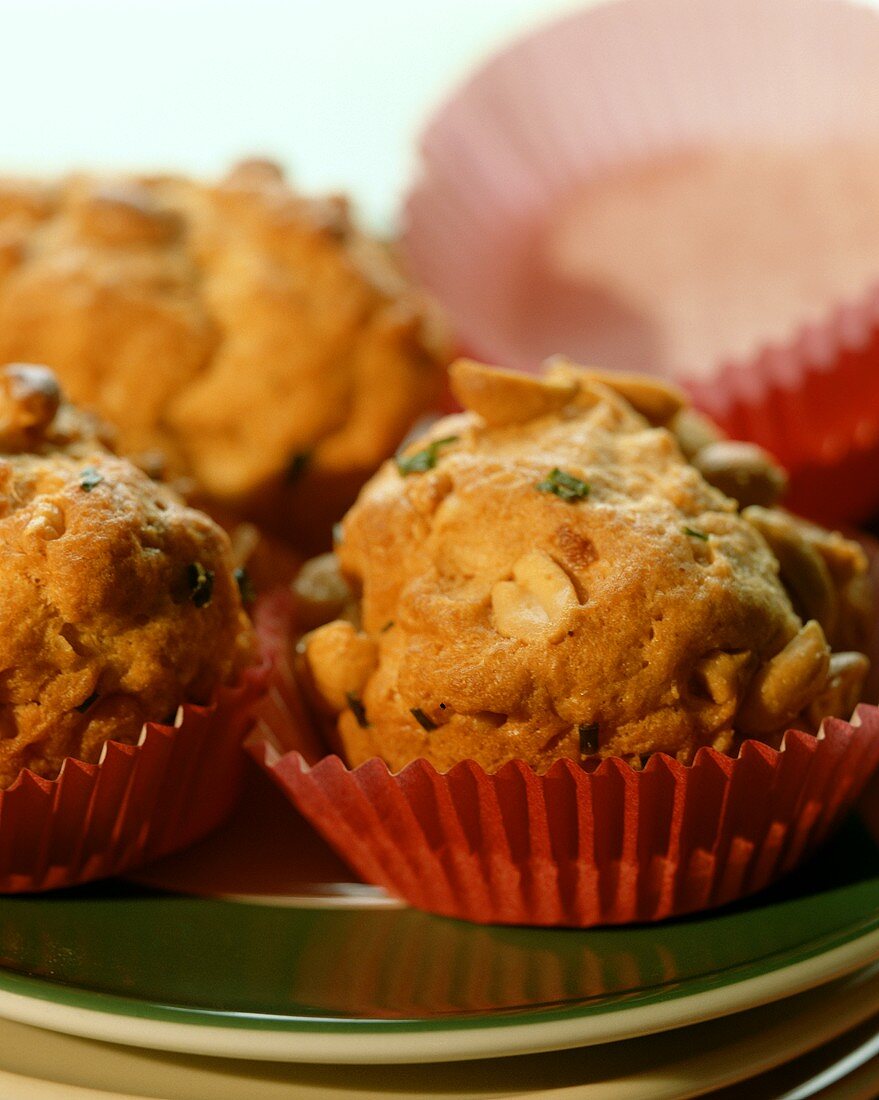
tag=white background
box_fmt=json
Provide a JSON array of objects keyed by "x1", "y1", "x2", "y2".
[{"x1": 0, "y1": 0, "x2": 584, "y2": 229}]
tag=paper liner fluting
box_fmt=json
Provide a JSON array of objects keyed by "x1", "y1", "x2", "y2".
[
  {"x1": 404, "y1": 0, "x2": 879, "y2": 524},
  {"x1": 252, "y1": 713, "x2": 879, "y2": 928},
  {"x1": 0, "y1": 661, "x2": 268, "y2": 894},
  {"x1": 247, "y1": 595, "x2": 879, "y2": 927}
]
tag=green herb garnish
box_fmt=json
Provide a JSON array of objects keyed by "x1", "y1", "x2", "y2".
[
  {"x1": 536, "y1": 468, "x2": 591, "y2": 502},
  {"x1": 683, "y1": 526, "x2": 709, "y2": 542},
  {"x1": 234, "y1": 567, "x2": 255, "y2": 606},
  {"x1": 380, "y1": 620, "x2": 395, "y2": 633},
  {"x1": 346, "y1": 692, "x2": 370, "y2": 729},
  {"x1": 284, "y1": 452, "x2": 311, "y2": 485},
  {"x1": 579, "y1": 722, "x2": 600, "y2": 756},
  {"x1": 411, "y1": 707, "x2": 437, "y2": 732},
  {"x1": 396, "y1": 436, "x2": 459, "y2": 476},
  {"x1": 187, "y1": 562, "x2": 214, "y2": 608},
  {"x1": 79, "y1": 467, "x2": 104, "y2": 492}
]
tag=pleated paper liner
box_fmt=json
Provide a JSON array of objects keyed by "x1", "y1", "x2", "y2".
[
  {"x1": 686, "y1": 302, "x2": 879, "y2": 525},
  {"x1": 247, "y1": 592, "x2": 879, "y2": 928},
  {"x1": 403, "y1": 0, "x2": 879, "y2": 524},
  {"x1": 0, "y1": 661, "x2": 269, "y2": 894}
]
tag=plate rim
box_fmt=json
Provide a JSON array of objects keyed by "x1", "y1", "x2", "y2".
[
  {"x1": 0, "y1": 920, "x2": 877, "y2": 1063},
  {"x1": 1, "y1": 965, "x2": 879, "y2": 1098}
]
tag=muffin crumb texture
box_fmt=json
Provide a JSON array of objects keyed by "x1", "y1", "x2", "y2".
[
  {"x1": 296, "y1": 359, "x2": 872, "y2": 773},
  {"x1": 0, "y1": 162, "x2": 447, "y2": 547},
  {"x1": 0, "y1": 363, "x2": 253, "y2": 787}
]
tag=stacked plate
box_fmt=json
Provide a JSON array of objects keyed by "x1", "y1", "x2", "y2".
[{"x1": 0, "y1": 767, "x2": 877, "y2": 1099}]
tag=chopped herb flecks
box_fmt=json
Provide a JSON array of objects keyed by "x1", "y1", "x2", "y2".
[
  {"x1": 285, "y1": 452, "x2": 311, "y2": 484},
  {"x1": 75, "y1": 691, "x2": 99, "y2": 714},
  {"x1": 411, "y1": 707, "x2": 437, "y2": 732},
  {"x1": 536, "y1": 468, "x2": 590, "y2": 502},
  {"x1": 234, "y1": 567, "x2": 255, "y2": 605},
  {"x1": 187, "y1": 562, "x2": 214, "y2": 608},
  {"x1": 346, "y1": 692, "x2": 369, "y2": 728},
  {"x1": 79, "y1": 467, "x2": 104, "y2": 492},
  {"x1": 579, "y1": 722, "x2": 600, "y2": 756},
  {"x1": 380, "y1": 620, "x2": 395, "y2": 633},
  {"x1": 396, "y1": 436, "x2": 459, "y2": 476},
  {"x1": 683, "y1": 526, "x2": 709, "y2": 542}
]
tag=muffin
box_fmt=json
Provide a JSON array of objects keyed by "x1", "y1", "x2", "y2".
[
  {"x1": 0, "y1": 160, "x2": 447, "y2": 550},
  {"x1": 0, "y1": 362, "x2": 254, "y2": 787},
  {"x1": 295, "y1": 358, "x2": 871, "y2": 773}
]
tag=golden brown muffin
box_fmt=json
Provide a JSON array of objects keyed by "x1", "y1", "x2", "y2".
[
  {"x1": 0, "y1": 364, "x2": 254, "y2": 787},
  {"x1": 295, "y1": 359, "x2": 871, "y2": 773},
  {"x1": 0, "y1": 161, "x2": 447, "y2": 551}
]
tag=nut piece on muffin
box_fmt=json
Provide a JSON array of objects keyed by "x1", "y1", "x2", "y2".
[
  {"x1": 0, "y1": 161, "x2": 448, "y2": 550},
  {"x1": 0, "y1": 363, "x2": 254, "y2": 787},
  {"x1": 294, "y1": 358, "x2": 871, "y2": 773}
]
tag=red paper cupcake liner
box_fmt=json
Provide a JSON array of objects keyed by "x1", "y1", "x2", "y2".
[
  {"x1": 687, "y1": 320, "x2": 879, "y2": 524},
  {"x1": 248, "y1": 592, "x2": 879, "y2": 928},
  {"x1": 0, "y1": 661, "x2": 269, "y2": 894},
  {"x1": 404, "y1": 0, "x2": 879, "y2": 524}
]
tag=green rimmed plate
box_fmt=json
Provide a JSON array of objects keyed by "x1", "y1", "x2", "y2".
[{"x1": 0, "y1": 768, "x2": 877, "y2": 1065}]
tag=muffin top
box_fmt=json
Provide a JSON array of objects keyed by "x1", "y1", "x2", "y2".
[
  {"x1": 297, "y1": 359, "x2": 870, "y2": 773},
  {"x1": 0, "y1": 364, "x2": 254, "y2": 786},
  {"x1": 0, "y1": 161, "x2": 446, "y2": 543}
]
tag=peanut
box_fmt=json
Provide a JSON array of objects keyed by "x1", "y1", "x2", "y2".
[
  {"x1": 450, "y1": 359, "x2": 578, "y2": 427},
  {"x1": 491, "y1": 550, "x2": 580, "y2": 642},
  {"x1": 577, "y1": 367, "x2": 686, "y2": 425},
  {"x1": 693, "y1": 441, "x2": 787, "y2": 508},
  {"x1": 299, "y1": 620, "x2": 377, "y2": 712},
  {"x1": 744, "y1": 507, "x2": 839, "y2": 640},
  {"x1": 738, "y1": 620, "x2": 831, "y2": 735},
  {"x1": 292, "y1": 553, "x2": 354, "y2": 632},
  {"x1": 670, "y1": 407, "x2": 724, "y2": 459},
  {"x1": 0, "y1": 363, "x2": 61, "y2": 449},
  {"x1": 805, "y1": 651, "x2": 869, "y2": 727},
  {"x1": 692, "y1": 650, "x2": 751, "y2": 705}
]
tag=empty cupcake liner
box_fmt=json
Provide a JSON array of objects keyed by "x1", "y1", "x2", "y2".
[
  {"x1": 247, "y1": 592, "x2": 879, "y2": 928},
  {"x1": 0, "y1": 662, "x2": 269, "y2": 894},
  {"x1": 404, "y1": 0, "x2": 879, "y2": 523}
]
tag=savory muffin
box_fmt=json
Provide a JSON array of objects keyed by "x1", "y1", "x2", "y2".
[
  {"x1": 0, "y1": 363, "x2": 254, "y2": 786},
  {"x1": 295, "y1": 358, "x2": 870, "y2": 772},
  {"x1": 0, "y1": 161, "x2": 447, "y2": 549}
]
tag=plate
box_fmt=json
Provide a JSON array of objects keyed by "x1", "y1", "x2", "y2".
[
  {"x1": 0, "y1": 961, "x2": 878, "y2": 1097},
  {"x1": 0, "y1": 767, "x2": 877, "y2": 1065}
]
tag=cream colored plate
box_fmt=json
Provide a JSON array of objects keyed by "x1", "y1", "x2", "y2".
[{"x1": 0, "y1": 963, "x2": 877, "y2": 1099}]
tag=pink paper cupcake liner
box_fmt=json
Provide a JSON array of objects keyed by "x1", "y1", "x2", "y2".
[
  {"x1": 404, "y1": 0, "x2": 879, "y2": 523},
  {"x1": 0, "y1": 660, "x2": 269, "y2": 894},
  {"x1": 248, "y1": 588, "x2": 879, "y2": 928}
]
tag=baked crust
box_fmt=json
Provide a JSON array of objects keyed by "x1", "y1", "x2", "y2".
[
  {"x1": 0, "y1": 161, "x2": 447, "y2": 549},
  {"x1": 0, "y1": 364, "x2": 253, "y2": 786},
  {"x1": 297, "y1": 359, "x2": 871, "y2": 772}
]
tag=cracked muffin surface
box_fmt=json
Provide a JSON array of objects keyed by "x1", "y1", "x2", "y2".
[
  {"x1": 296, "y1": 358, "x2": 871, "y2": 773},
  {"x1": 0, "y1": 160, "x2": 447, "y2": 549},
  {"x1": 0, "y1": 364, "x2": 254, "y2": 787}
]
